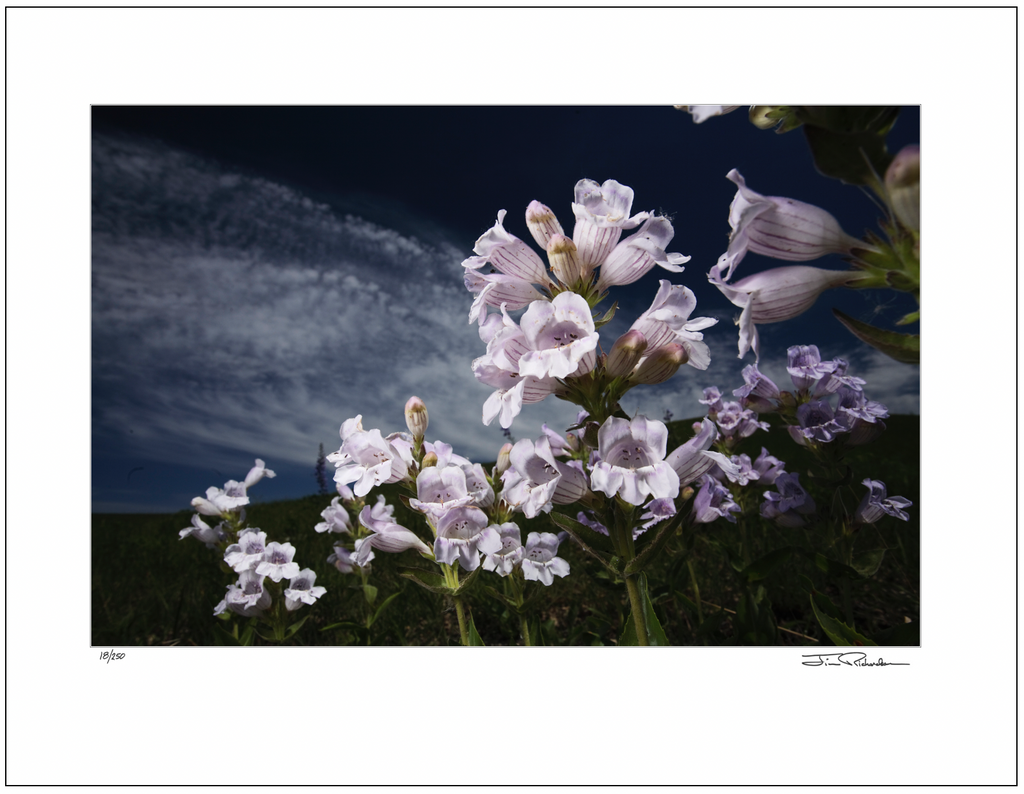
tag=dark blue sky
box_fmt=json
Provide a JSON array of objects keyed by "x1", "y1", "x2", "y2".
[{"x1": 92, "y1": 106, "x2": 920, "y2": 513}]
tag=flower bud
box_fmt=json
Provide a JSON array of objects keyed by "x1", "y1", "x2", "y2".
[
  {"x1": 404, "y1": 396, "x2": 429, "y2": 439},
  {"x1": 885, "y1": 145, "x2": 919, "y2": 233},
  {"x1": 629, "y1": 344, "x2": 689, "y2": 385},
  {"x1": 525, "y1": 200, "x2": 564, "y2": 251},
  {"x1": 546, "y1": 234, "x2": 582, "y2": 287},
  {"x1": 421, "y1": 451, "x2": 438, "y2": 469},
  {"x1": 606, "y1": 329, "x2": 648, "y2": 377},
  {"x1": 494, "y1": 443, "x2": 512, "y2": 478}
]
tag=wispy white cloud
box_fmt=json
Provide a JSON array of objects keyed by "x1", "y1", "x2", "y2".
[{"x1": 92, "y1": 134, "x2": 583, "y2": 494}]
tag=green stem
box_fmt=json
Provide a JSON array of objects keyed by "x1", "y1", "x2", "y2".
[
  {"x1": 520, "y1": 614, "x2": 532, "y2": 647},
  {"x1": 624, "y1": 573, "x2": 650, "y2": 646},
  {"x1": 687, "y1": 559, "x2": 704, "y2": 623},
  {"x1": 454, "y1": 596, "x2": 470, "y2": 646}
]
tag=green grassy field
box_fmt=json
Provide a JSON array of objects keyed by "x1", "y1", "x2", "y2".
[{"x1": 92, "y1": 415, "x2": 919, "y2": 646}]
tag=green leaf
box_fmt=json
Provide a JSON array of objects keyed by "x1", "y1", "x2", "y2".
[
  {"x1": 369, "y1": 592, "x2": 402, "y2": 627},
  {"x1": 884, "y1": 270, "x2": 919, "y2": 292},
  {"x1": 810, "y1": 592, "x2": 877, "y2": 646},
  {"x1": 283, "y1": 614, "x2": 310, "y2": 639},
  {"x1": 398, "y1": 566, "x2": 451, "y2": 594},
  {"x1": 896, "y1": 310, "x2": 920, "y2": 326},
  {"x1": 833, "y1": 308, "x2": 920, "y2": 364},
  {"x1": 593, "y1": 300, "x2": 618, "y2": 329},
  {"x1": 320, "y1": 620, "x2": 366, "y2": 632},
  {"x1": 548, "y1": 510, "x2": 617, "y2": 566},
  {"x1": 618, "y1": 573, "x2": 671, "y2": 646},
  {"x1": 695, "y1": 609, "x2": 726, "y2": 640},
  {"x1": 467, "y1": 615, "x2": 486, "y2": 646},
  {"x1": 454, "y1": 564, "x2": 483, "y2": 595},
  {"x1": 624, "y1": 512, "x2": 684, "y2": 575},
  {"x1": 795, "y1": 106, "x2": 900, "y2": 136},
  {"x1": 362, "y1": 583, "x2": 378, "y2": 606},
  {"x1": 852, "y1": 549, "x2": 886, "y2": 579},
  {"x1": 809, "y1": 551, "x2": 864, "y2": 581},
  {"x1": 740, "y1": 546, "x2": 794, "y2": 582}
]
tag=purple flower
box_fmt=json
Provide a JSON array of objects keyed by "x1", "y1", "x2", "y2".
[
  {"x1": 691, "y1": 475, "x2": 742, "y2": 524},
  {"x1": 481, "y1": 523, "x2": 525, "y2": 577},
  {"x1": 684, "y1": 105, "x2": 744, "y2": 124},
  {"x1": 751, "y1": 448, "x2": 786, "y2": 486},
  {"x1": 787, "y1": 345, "x2": 836, "y2": 392},
  {"x1": 520, "y1": 532, "x2": 571, "y2": 586},
  {"x1": 714, "y1": 401, "x2": 769, "y2": 441},
  {"x1": 283, "y1": 569, "x2": 327, "y2": 611},
  {"x1": 812, "y1": 358, "x2": 866, "y2": 397},
  {"x1": 835, "y1": 386, "x2": 889, "y2": 429},
  {"x1": 795, "y1": 400, "x2": 845, "y2": 443},
  {"x1": 590, "y1": 416, "x2": 680, "y2": 506},
  {"x1": 640, "y1": 497, "x2": 677, "y2": 530},
  {"x1": 699, "y1": 386, "x2": 724, "y2": 414},
  {"x1": 434, "y1": 506, "x2": 501, "y2": 572},
  {"x1": 577, "y1": 510, "x2": 610, "y2": 536},
  {"x1": 733, "y1": 362, "x2": 781, "y2": 409},
  {"x1": 855, "y1": 480, "x2": 912, "y2": 524},
  {"x1": 761, "y1": 473, "x2": 816, "y2": 527},
  {"x1": 463, "y1": 208, "x2": 557, "y2": 293}
]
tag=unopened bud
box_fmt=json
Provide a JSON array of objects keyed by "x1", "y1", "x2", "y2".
[
  {"x1": 629, "y1": 344, "x2": 688, "y2": 384},
  {"x1": 494, "y1": 443, "x2": 513, "y2": 478},
  {"x1": 606, "y1": 329, "x2": 648, "y2": 377},
  {"x1": 885, "y1": 144, "x2": 919, "y2": 233},
  {"x1": 546, "y1": 234, "x2": 582, "y2": 287},
  {"x1": 421, "y1": 451, "x2": 438, "y2": 469},
  {"x1": 525, "y1": 200, "x2": 565, "y2": 251},
  {"x1": 404, "y1": 396, "x2": 429, "y2": 438}
]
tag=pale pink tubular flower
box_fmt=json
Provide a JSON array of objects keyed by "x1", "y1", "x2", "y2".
[
  {"x1": 517, "y1": 292, "x2": 600, "y2": 380},
  {"x1": 629, "y1": 280, "x2": 717, "y2": 371},
  {"x1": 284, "y1": 569, "x2": 327, "y2": 611},
  {"x1": 710, "y1": 262, "x2": 863, "y2": 360},
  {"x1": 434, "y1": 506, "x2": 501, "y2": 571},
  {"x1": 665, "y1": 418, "x2": 739, "y2": 487},
  {"x1": 589, "y1": 416, "x2": 680, "y2": 506},
  {"x1": 191, "y1": 485, "x2": 249, "y2": 517},
  {"x1": 315, "y1": 496, "x2": 352, "y2": 534},
  {"x1": 357, "y1": 496, "x2": 432, "y2": 563},
  {"x1": 224, "y1": 529, "x2": 269, "y2": 573},
  {"x1": 328, "y1": 416, "x2": 409, "y2": 497},
  {"x1": 571, "y1": 178, "x2": 650, "y2": 273},
  {"x1": 520, "y1": 532, "x2": 570, "y2": 586},
  {"x1": 409, "y1": 463, "x2": 475, "y2": 520},
  {"x1": 243, "y1": 458, "x2": 276, "y2": 489},
  {"x1": 179, "y1": 514, "x2": 227, "y2": 548},
  {"x1": 482, "y1": 523, "x2": 525, "y2": 577},
  {"x1": 256, "y1": 541, "x2": 301, "y2": 583},
  {"x1": 682, "y1": 105, "x2": 744, "y2": 123},
  {"x1": 718, "y1": 169, "x2": 865, "y2": 280},
  {"x1": 595, "y1": 216, "x2": 690, "y2": 291}
]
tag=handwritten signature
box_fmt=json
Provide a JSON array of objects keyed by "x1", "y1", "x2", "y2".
[{"x1": 802, "y1": 652, "x2": 908, "y2": 667}]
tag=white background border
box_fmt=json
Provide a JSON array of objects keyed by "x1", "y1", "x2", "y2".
[{"x1": 6, "y1": 5, "x2": 1018, "y2": 786}]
